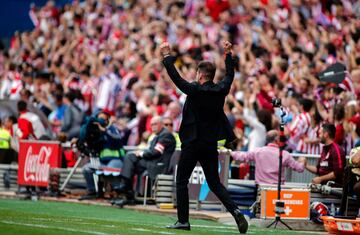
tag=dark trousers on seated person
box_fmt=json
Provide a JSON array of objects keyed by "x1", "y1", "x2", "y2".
[
  {"x1": 121, "y1": 153, "x2": 148, "y2": 188},
  {"x1": 354, "y1": 181, "x2": 360, "y2": 198},
  {"x1": 176, "y1": 141, "x2": 238, "y2": 223}
]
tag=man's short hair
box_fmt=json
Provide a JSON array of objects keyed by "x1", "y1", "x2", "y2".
[
  {"x1": 299, "y1": 98, "x2": 313, "y2": 112},
  {"x1": 7, "y1": 116, "x2": 17, "y2": 124},
  {"x1": 197, "y1": 61, "x2": 216, "y2": 81},
  {"x1": 266, "y1": 130, "x2": 279, "y2": 144},
  {"x1": 64, "y1": 92, "x2": 76, "y2": 103},
  {"x1": 322, "y1": 123, "x2": 336, "y2": 139},
  {"x1": 163, "y1": 116, "x2": 172, "y2": 123},
  {"x1": 150, "y1": 115, "x2": 162, "y2": 124},
  {"x1": 17, "y1": 100, "x2": 27, "y2": 112}
]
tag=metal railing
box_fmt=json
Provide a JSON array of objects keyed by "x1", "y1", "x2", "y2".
[{"x1": 286, "y1": 153, "x2": 319, "y2": 184}]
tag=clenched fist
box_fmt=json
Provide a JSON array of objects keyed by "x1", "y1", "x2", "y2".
[
  {"x1": 160, "y1": 42, "x2": 171, "y2": 57},
  {"x1": 222, "y1": 41, "x2": 232, "y2": 54}
]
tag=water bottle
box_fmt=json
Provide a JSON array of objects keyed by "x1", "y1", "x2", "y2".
[{"x1": 330, "y1": 203, "x2": 335, "y2": 216}]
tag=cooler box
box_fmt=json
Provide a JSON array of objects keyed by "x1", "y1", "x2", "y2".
[
  {"x1": 322, "y1": 216, "x2": 360, "y2": 235},
  {"x1": 260, "y1": 188, "x2": 310, "y2": 220}
]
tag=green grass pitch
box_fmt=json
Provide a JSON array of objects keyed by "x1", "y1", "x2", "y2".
[{"x1": 0, "y1": 199, "x2": 321, "y2": 235}]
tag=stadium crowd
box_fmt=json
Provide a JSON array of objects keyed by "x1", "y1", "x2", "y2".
[{"x1": 0, "y1": 0, "x2": 360, "y2": 176}]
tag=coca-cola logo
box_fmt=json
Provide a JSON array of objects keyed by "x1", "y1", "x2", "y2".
[{"x1": 24, "y1": 146, "x2": 52, "y2": 182}]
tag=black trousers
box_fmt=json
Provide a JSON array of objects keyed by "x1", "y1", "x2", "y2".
[
  {"x1": 176, "y1": 141, "x2": 238, "y2": 223},
  {"x1": 0, "y1": 149, "x2": 17, "y2": 164},
  {"x1": 121, "y1": 153, "x2": 147, "y2": 182}
]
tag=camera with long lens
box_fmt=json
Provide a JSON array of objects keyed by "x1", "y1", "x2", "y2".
[
  {"x1": 77, "y1": 116, "x2": 106, "y2": 157},
  {"x1": 76, "y1": 139, "x2": 98, "y2": 158},
  {"x1": 272, "y1": 98, "x2": 282, "y2": 108}
]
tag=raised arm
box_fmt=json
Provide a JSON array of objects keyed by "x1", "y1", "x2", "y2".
[
  {"x1": 218, "y1": 41, "x2": 235, "y2": 94},
  {"x1": 231, "y1": 150, "x2": 256, "y2": 163},
  {"x1": 160, "y1": 42, "x2": 197, "y2": 95}
]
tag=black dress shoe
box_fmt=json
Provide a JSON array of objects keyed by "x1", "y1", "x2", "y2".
[
  {"x1": 78, "y1": 192, "x2": 97, "y2": 201},
  {"x1": 113, "y1": 183, "x2": 130, "y2": 193},
  {"x1": 166, "y1": 221, "x2": 190, "y2": 231},
  {"x1": 234, "y1": 209, "x2": 248, "y2": 234},
  {"x1": 112, "y1": 198, "x2": 136, "y2": 207}
]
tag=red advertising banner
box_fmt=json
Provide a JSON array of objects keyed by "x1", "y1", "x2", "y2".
[{"x1": 18, "y1": 140, "x2": 62, "y2": 187}]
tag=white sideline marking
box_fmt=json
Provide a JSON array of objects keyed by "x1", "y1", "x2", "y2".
[
  {"x1": 156, "y1": 231, "x2": 175, "y2": 235},
  {"x1": 131, "y1": 228, "x2": 152, "y2": 232},
  {"x1": 0, "y1": 220, "x2": 111, "y2": 235},
  {"x1": 132, "y1": 228, "x2": 175, "y2": 235},
  {"x1": 102, "y1": 224, "x2": 116, "y2": 228},
  {"x1": 192, "y1": 224, "x2": 237, "y2": 230}
]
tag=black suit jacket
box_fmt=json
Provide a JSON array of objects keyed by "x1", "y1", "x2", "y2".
[
  {"x1": 163, "y1": 53, "x2": 236, "y2": 146},
  {"x1": 143, "y1": 128, "x2": 176, "y2": 179}
]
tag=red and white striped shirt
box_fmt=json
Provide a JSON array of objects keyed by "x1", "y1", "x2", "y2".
[
  {"x1": 288, "y1": 112, "x2": 311, "y2": 152},
  {"x1": 95, "y1": 73, "x2": 121, "y2": 114},
  {"x1": 298, "y1": 124, "x2": 322, "y2": 155},
  {"x1": 339, "y1": 73, "x2": 355, "y2": 94},
  {"x1": 81, "y1": 79, "x2": 96, "y2": 114}
]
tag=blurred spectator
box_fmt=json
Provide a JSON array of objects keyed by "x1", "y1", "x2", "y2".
[
  {"x1": 229, "y1": 94, "x2": 271, "y2": 151},
  {"x1": 302, "y1": 108, "x2": 323, "y2": 155},
  {"x1": 4, "y1": 116, "x2": 19, "y2": 152},
  {"x1": 163, "y1": 116, "x2": 181, "y2": 149},
  {"x1": 333, "y1": 104, "x2": 346, "y2": 149},
  {"x1": 288, "y1": 98, "x2": 313, "y2": 153},
  {"x1": 164, "y1": 101, "x2": 182, "y2": 132},
  {"x1": 0, "y1": 63, "x2": 22, "y2": 100},
  {"x1": 48, "y1": 93, "x2": 66, "y2": 135},
  {"x1": 0, "y1": 118, "x2": 12, "y2": 163},
  {"x1": 17, "y1": 100, "x2": 46, "y2": 139},
  {"x1": 94, "y1": 69, "x2": 121, "y2": 115},
  {"x1": 60, "y1": 92, "x2": 83, "y2": 140},
  {"x1": 114, "y1": 118, "x2": 131, "y2": 147}
]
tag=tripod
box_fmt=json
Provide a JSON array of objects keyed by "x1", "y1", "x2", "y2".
[
  {"x1": 267, "y1": 104, "x2": 292, "y2": 230},
  {"x1": 60, "y1": 144, "x2": 100, "y2": 192}
]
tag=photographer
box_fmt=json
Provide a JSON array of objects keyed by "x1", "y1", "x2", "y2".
[{"x1": 79, "y1": 110, "x2": 124, "y2": 200}]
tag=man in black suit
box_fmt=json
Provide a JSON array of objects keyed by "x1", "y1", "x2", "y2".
[{"x1": 160, "y1": 41, "x2": 248, "y2": 234}]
